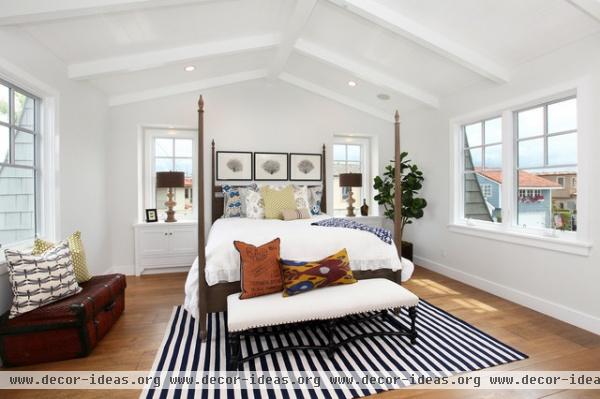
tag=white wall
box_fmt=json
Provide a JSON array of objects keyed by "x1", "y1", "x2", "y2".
[
  {"x1": 107, "y1": 80, "x2": 396, "y2": 272},
  {"x1": 0, "y1": 27, "x2": 109, "y2": 313},
  {"x1": 402, "y1": 33, "x2": 600, "y2": 333}
]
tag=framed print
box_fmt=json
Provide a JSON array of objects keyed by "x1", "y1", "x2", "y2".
[
  {"x1": 216, "y1": 151, "x2": 253, "y2": 181},
  {"x1": 145, "y1": 208, "x2": 158, "y2": 223},
  {"x1": 254, "y1": 152, "x2": 289, "y2": 181},
  {"x1": 289, "y1": 153, "x2": 322, "y2": 181}
]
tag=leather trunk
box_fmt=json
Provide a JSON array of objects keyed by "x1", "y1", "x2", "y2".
[{"x1": 0, "y1": 274, "x2": 126, "y2": 367}]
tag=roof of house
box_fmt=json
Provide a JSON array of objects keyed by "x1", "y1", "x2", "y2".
[{"x1": 477, "y1": 170, "x2": 562, "y2": 189}]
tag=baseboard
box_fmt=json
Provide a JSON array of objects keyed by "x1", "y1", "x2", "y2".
[
  {"x1": 104, "y1": 264, "x2": 190, "y2": 276},
  {"x1": 104, "y1": 265, "x2": 135, "y2": 276},
  {"x1": 414, "y1": 255, "x2": 600, "y2": 336}
]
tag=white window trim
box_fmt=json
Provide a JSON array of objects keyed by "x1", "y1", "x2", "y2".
[
  {"x1": 140, "y1": 125, "x2": 198, "y2": 223},
  {"x1": 449, "y1": 79, "x2": 592, "y2": 257},
  {"x1": 0, "y1": 61, "x2": 60, "y2": 274},
  {"x1": 332, "y1": 135, "x2": 373, "y2": 215}
]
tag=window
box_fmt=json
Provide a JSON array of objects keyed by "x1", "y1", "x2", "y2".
[
  {"x1": 516, "y1": 97, "x2": 577, "y2": 231},
  {"x1": 453, "y1": 94, "x2": 582, "y2": 250},
  {"x1": 144, "y1": 128, "x2": 196, "y2": 220},
  {"x1": 332, "y1": 137, "x2": 370, "y2": 216},
  {"x1": 0, "y1": 79, "x2": 39, "y2": 247},
  {"x1": 481, "y1": 184, "x2": 492, "y2": 198},
  {"x1": 462, "y1": 117, "x2": 502, "y2": 223}
]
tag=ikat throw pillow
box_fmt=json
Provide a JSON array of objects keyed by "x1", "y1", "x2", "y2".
[
  {"x1": 280, "y1": 248, "x2": 357, "y2": 297},
  {"x1": 5, "y1": 241, "x2": 82, "y2": 319},
  {"x1": 235, "y1": 238, "x2": 283, "y2": 299}
]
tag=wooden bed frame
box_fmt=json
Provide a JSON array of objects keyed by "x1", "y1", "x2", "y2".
[{"x1": 196, "y1": 96, "x2": 403, "y2": 341}]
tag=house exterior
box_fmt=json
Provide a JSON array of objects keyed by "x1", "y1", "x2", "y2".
[
  {"x1": 474, "y1": 170, "x2": 561, "y2": 228},
  {"x1": 537, "y1": 172, "x2": 577, "y2": 211}
]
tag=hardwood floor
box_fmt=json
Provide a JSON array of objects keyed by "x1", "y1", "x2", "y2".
[{"x1": 5, "y1": 266, "x2": 600, "y2": 398}]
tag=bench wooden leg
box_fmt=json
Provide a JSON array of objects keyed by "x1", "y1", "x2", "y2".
[
  {"x1": 326, "y1": 320, "x2": 336, "y2": 360},
  {"x1": 228, "y1": 332, "x2": 241, "y2": 371},
  {"x1": 408, "y1": 306, "x2": 417, "y2": 344}
]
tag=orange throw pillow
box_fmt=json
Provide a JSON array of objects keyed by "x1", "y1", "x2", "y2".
[{"x1": 234, "y1": 238, "x2": 283, "y2": 299}]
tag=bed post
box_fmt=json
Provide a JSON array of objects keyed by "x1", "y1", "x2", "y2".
[
  {"x1": 198, "y1": 96, "x2": 209, "y2": 341},
  {"x1": 322, "y1": 144, "x2": 327, "y2": 213},
  {"x1": 394, "y1": 110, "x2": 403, "y2": 284}
]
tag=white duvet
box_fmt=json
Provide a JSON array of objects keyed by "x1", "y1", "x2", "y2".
[{"x1": 184, "y1": 215, "x2": 414, "y2": 318}]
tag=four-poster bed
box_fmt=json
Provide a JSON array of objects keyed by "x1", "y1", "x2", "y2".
[{"x1": 195, "y1": 96, "x2": 404, "y2": 341}]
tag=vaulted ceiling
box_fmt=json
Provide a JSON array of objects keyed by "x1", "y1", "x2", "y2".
[{"x1": 2, "y1": 0, "x2": 599, "y2": 120}]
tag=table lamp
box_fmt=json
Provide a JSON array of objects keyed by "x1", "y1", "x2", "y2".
[
  {"x1": 339, "y1": 172, "x2": 362, "y2": 217},
  {"x1": 156, "y1": 171, "x2": 185, "y2": 222}
]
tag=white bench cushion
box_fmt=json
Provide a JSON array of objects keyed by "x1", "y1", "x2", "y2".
[{"x1": 227, "y1": 278, "x2": 419, "y2": 332}]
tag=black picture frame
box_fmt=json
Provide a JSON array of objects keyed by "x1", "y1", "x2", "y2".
[
  {"x1": 145, "y1": 208, "x2": 158, "y2": 223},
  {"x1": 216, "y1": 151, "x2": 253, "y2": 181},
  {"x1": 289, "y1": 153, "x2": 322, "y2": 181},
  {"x1": 254, "y1": 152, "x2": 289, "y2": 181}
]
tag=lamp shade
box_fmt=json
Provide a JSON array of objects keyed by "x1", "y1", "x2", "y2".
[
  {"x1": 339, "y1": 173, "x2": 362, "y2": 187},
  {"x1": 156, "y1": 171, "x2": 185, "y2": 188}
]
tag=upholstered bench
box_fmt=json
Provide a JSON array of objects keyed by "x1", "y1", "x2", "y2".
[
  {"x1": 226, "y1": 278, "x2": 419, "y2": 370},
  {"x1": 0, "y1": 274, "x2": 126, "y2": 367}
]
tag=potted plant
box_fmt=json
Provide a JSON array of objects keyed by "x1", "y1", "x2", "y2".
[{"x1": 373, "y1": 152, "x2": 427, "y2": 261}]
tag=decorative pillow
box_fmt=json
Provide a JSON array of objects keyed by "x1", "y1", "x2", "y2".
[
  {"x1": 280, "y1": 248, "x2": 357, "y2": 297},
  {"x1": 307, "y1": 185, "x2": 323, "y2": 215},
  {"x1": 292, "y1": 185, "x2": 310, "y2": 210},
  {"x1": 32, "y1": 231, "x2": 92, "y2": 283},
  {"x1": 222, "y1": 185, "x2": 243, "y2": 217},
  {"x1": 261, "y1": 186, "x2": 297, "y2": 219},
  {"x1": 245, "y1": 185, "x2": 309, "y2": 219},
  {"x1": 281, "y1": 208, "x2": 311, "y2": 221},
  {"x1": 245, "y1": 188, "x2": 265, "y2": 219},
  {"x1": 234, "y1": 238, "x2": 283, "y2": 299},
  {"x1": 5, "y1": 241, "x2": 82, "y2": 318},
  {"x1": 223, "y1": 184, "x2": 258, "y2": 218}
]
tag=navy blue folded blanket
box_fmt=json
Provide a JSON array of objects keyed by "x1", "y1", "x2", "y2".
[{"x1": 310, "y1": 217, "x2": 393, "y2": 244}]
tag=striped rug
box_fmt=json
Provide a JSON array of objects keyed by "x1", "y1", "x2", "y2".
[{"x1": 143, "y1": 300, "x2": 527, "y2": 398}]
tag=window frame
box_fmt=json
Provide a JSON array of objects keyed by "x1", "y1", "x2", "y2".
[
  {"x1": 0, "y1": 77, "x2": 41, "y2": 248},
  {"x1": 0, "y1": 68, "x2": 59, "y2": 272},
  {"x1": 449, "y1": 84, "x2": 591, "y2": 256},
  {"x1": 332, "y1": 136, "x2": 371, "y2": 216},
  {"x1": 142, "y1": 126, "x2": 197, "y2": 222}
]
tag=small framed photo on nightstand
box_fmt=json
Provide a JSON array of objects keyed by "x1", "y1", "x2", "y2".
[{"x1": 145, "y1": 208, "x2": 158, "y2": 223}]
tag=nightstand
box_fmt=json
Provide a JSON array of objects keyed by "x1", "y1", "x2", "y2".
[{"x1": 133, "y1": 220, "x2": 197, "y2": 276}]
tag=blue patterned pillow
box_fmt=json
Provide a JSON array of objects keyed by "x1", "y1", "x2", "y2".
[
  {"x1": 223, "y1": 184, "x2": 258, "y2": 218},
  {"x1": 307, "y1": 185, "x2": 323, "y2": 215}
]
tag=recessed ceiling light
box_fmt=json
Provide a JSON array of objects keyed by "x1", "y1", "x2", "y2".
[
  {"x1": 377, "y1": 93, "x2": 390, "y2": 101},
  {"x1": 348, "y1": 80, "x2": 357, "y2": 87},
  {"x1": 184, "y1": 65, "x2": 196, "y2": 72}
]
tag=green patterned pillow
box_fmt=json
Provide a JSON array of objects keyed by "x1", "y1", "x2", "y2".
[
  {"x1": 260, "y1": 186, "x2": 297, "y2": 219},
  {"x1": 32, "y1": 231, "x2": 92, "y2": 283}
]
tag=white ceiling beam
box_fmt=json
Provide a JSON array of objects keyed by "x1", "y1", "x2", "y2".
[
  {"x1": 69, "y1": 34, "x2": 278, "y2": 80},
  {"x1": 566, "y1": 0, "x2": 600, "y2": 22},
  {"x1": 328, "y1": 0, "x2": 510, "y2": 83},
  {"x1": 267, "y1": 0, "x2": 318, "y2": 78},
  {"x1": 295, "y1": 38, "x2": 439, "y2": 108},
  {"x1": 0, "y1": 0, "x2": 220, "y2": 26},
  {"x1": 279, "y1": 72, "x2": 392, "y2": 122},
  {"x1": 108, "y1": 69, "x2": 267, "y2": 106}
]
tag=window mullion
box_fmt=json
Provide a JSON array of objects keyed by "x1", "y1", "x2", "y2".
[
  {"x1": 543, "y1": 104, "x2": 548, "y2": 166},
  {"x1": 502, "y1": 110, "x2": 514, "y2": 229}
]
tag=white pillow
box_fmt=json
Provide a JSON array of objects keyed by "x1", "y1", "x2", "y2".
[
  {"x1": 5, "y1": 241, "x2": 82, "y2": 319},
  {"x1": 245, "y1": 189, "x2": 265, "y2": 219}
]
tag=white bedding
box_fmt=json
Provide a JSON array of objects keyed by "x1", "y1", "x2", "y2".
[{"x1": 184, "y1": 215, "x2": 415, "y2": 318}]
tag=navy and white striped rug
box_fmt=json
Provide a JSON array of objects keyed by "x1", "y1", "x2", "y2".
[{"x1": 143, "y1": 300, "x2": 527, "y2": 398}]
